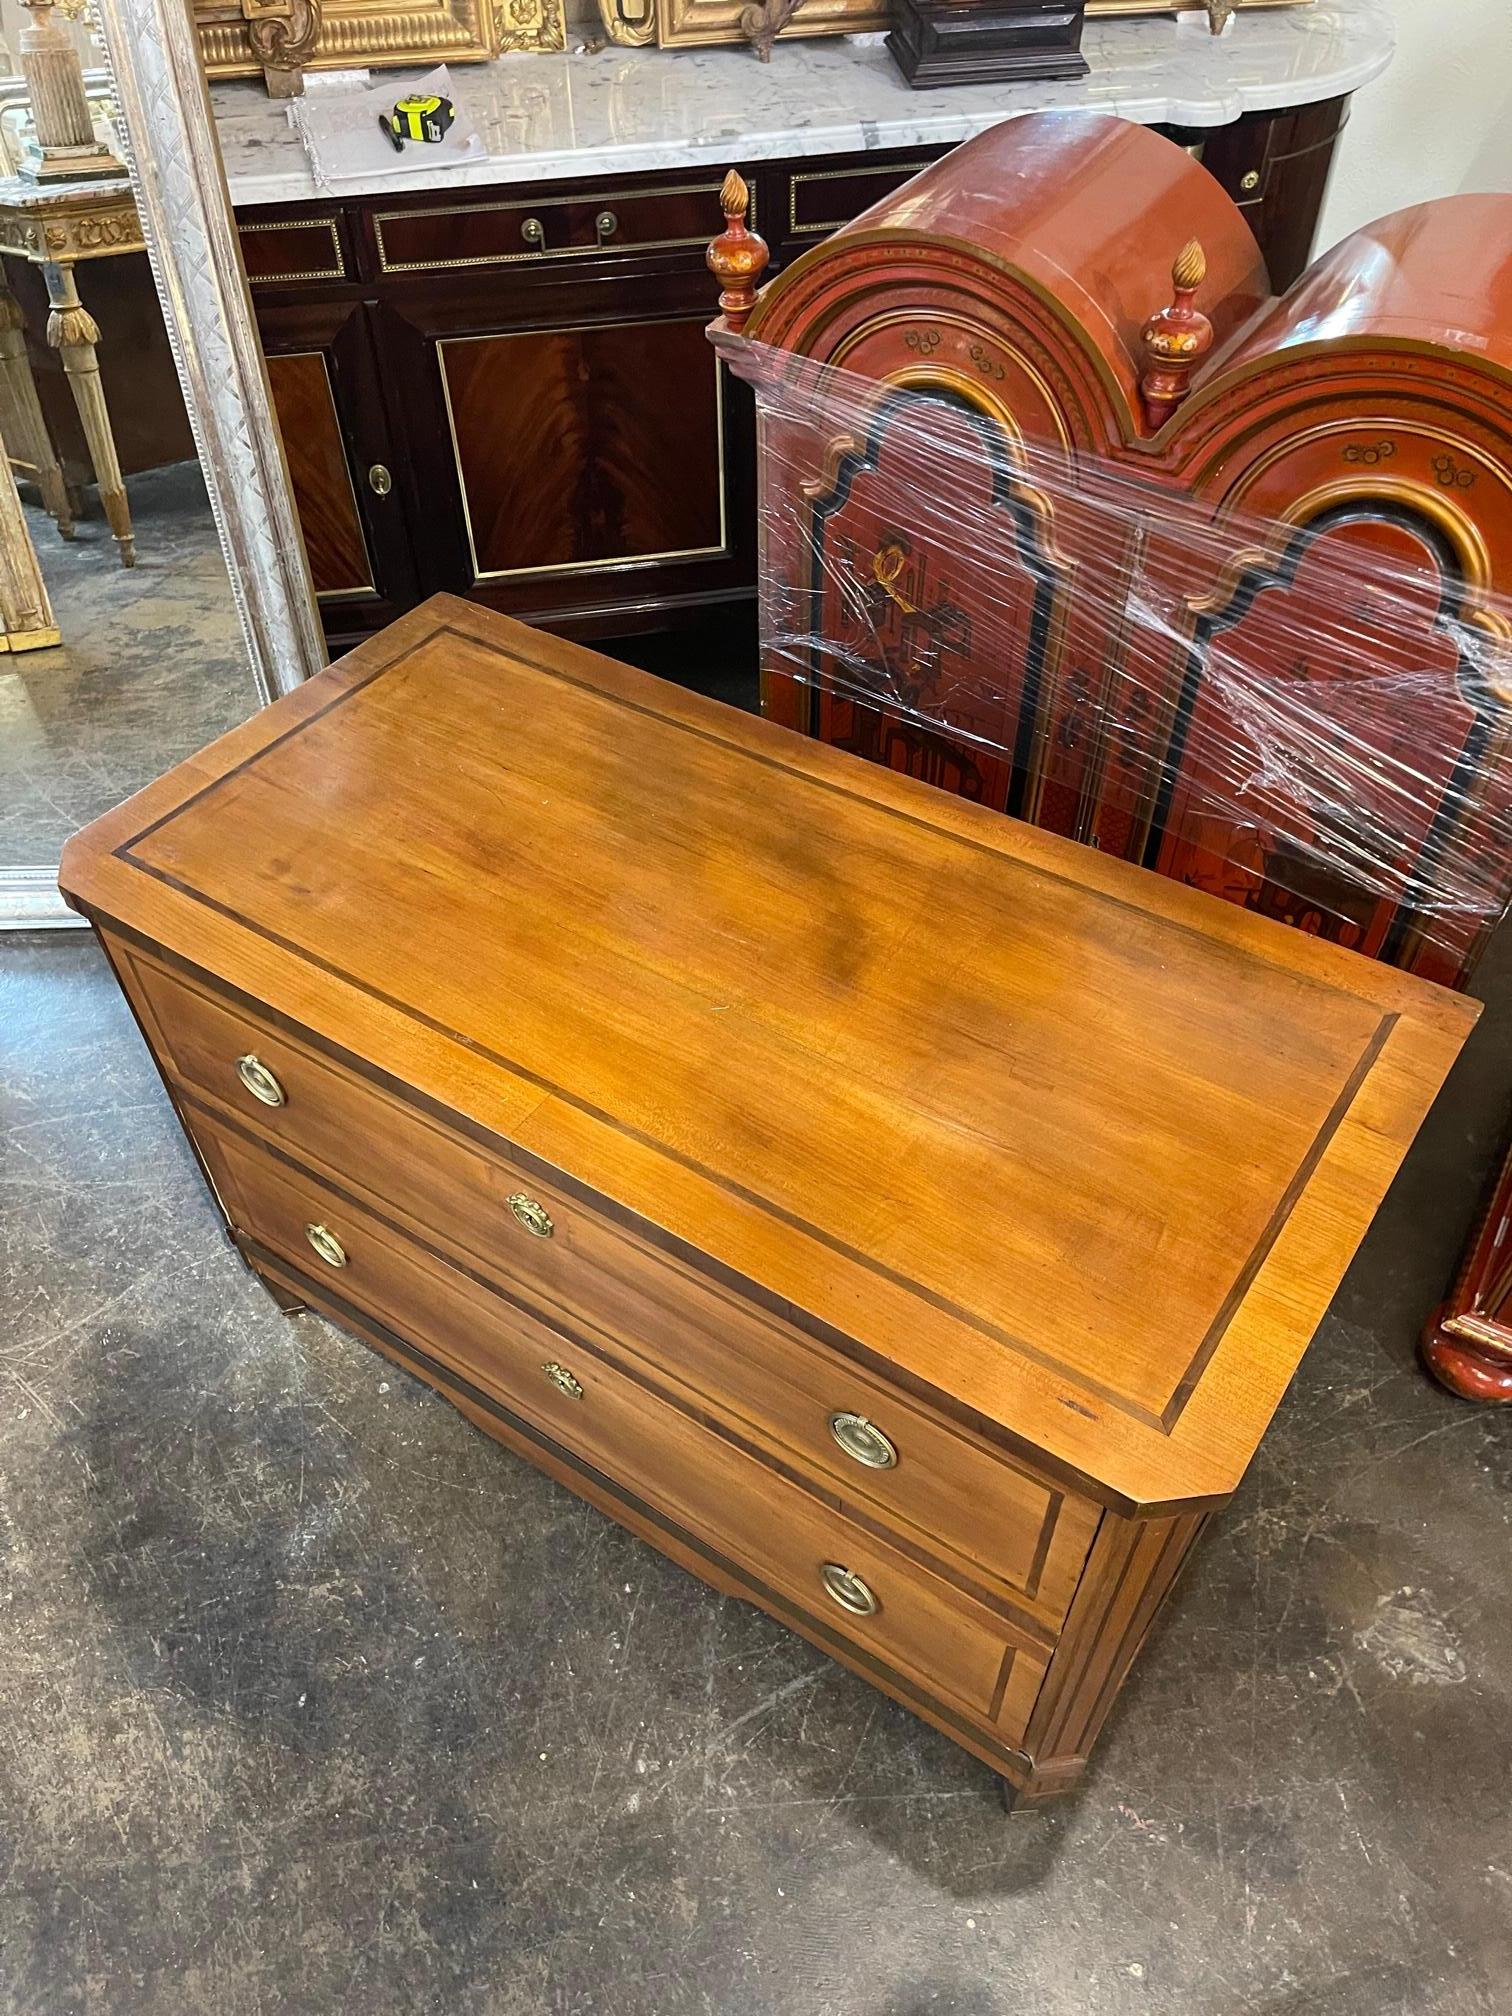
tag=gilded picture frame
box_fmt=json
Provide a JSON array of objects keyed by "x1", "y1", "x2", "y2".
[
  {"x1": 600, "y1": 0, "x2": 1304, "y2": 50},
  {"x1": 195, "y1": 0, "x2": 564, "y2": 83}
]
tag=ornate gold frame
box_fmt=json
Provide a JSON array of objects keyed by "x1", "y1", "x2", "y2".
[
  {"x1": 195, "y1": 0, "x2": 564, "y2": 84},
  {"x1": 600, "y1": 0, "x2": 1304, "y2": 50}
]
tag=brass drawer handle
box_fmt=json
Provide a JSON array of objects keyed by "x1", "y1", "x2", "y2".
[
  {"x1": 508, "y1": 1193, "x2": 554, "y2": 1238},
  {"x1": 521, "y1": 216, "x2": 545, "y2": 251},
  {"x1": 820, "y1": 1562, "x2": 879, "y2": 1617},
  {"x1": 595, "y1": 209, "x2": 618, "y2": 243},
  {"x1": 368, "y1": 463, "x2": 392, "y2": 497},
  {"x1": 542, "y1": 1360, "x2": 583, "y2": 1399},
  {"x1": 236, "y1": 1052, "x2": 286, "y2": 1107},
  {"x1": 828, "y1": 1411, "x2": 897, "y2": 1470},
  {"x1": 304, "y1": 1221, "x2": 347, "y2": 1269}
]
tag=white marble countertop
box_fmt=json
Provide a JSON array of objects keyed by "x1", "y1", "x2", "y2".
[{"x1": 215, "y1": 0, "x2": 1392, "y2": 209}]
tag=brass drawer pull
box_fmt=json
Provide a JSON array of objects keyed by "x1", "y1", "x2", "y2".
[
  {"x1": 304, "y1": 1221, "x2": 347, "y2": 1269},
  {"x1": 542, "y1": 1360, "x2": 583, "y2": 1399},
  {"x1": 820, "y1": 1562, "x2": 879, "y2": 1617},
  {"x1": 521, "y1": 216, "x2": 545, "y2": 251},
  {"x1": 828, "y1": 1411, "x2": 897, "y2": 1470},
  {"x1": 508, "y1": 1192, "x2": 554, "y2": 1238},
  {"x1": 368, "y1": 463, "x2": 392, "y2": 497},
  {"x1": 595, "y1": 209, "x2": 618, "y2": 243},
  {"x1": 235, "y1": 1052, "x2": 286, "y2": 1107}
]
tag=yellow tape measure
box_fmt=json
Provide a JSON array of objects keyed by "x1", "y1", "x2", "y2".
[{"x1": 381, "y1": 93, "x2": 456, "y2": 150}]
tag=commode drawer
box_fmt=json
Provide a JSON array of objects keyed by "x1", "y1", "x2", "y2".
[
  {"x1": 192, "y1": 1110, "x2": 1050, "y2": 1740},
  {"x1": 117, "y1": 944, "x2": 1097, "y2": 1624}
]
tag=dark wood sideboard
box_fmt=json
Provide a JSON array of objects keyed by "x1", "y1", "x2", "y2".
[{"x1": 234, "y1": 97, "x2": 1349, "y2": 655}]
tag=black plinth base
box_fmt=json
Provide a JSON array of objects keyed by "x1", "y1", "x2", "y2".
[{"x1": 887, "y1": 0, "x2": 1088, "y2": 88}]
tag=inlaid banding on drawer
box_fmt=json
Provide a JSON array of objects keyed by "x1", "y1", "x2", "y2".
[
  {"x1": 119, "y1": 943, "x2": 1098, "y2": 1623},
  {"x1": 195, "y1": 1110, "x2": 1049, "y2": 1738}
]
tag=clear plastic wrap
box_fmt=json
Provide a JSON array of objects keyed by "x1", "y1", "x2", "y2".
[{"x1": 729, "y1": 337, "x2": 1512, "y2": 989}]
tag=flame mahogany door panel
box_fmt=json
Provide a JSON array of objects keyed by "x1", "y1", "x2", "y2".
[{"x1": 256, "y1": 296, "x2": 421, "y2": 635}]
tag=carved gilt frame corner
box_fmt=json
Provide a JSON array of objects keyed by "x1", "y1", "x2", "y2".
[
  {"x1": 193, "y1": 0, "x2": 565, "y2": 79},
  {"x1": 5, "y1": 0, "x2": 326, "y2": 928}
]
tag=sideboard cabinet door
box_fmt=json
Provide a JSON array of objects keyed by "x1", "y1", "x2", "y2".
[
  {"x1": 240, "y1": 211, "x2": 421, "y2": 647},
  {"x1": 405, "y1": 300, "x2": 744, "y2": 632},
  {"x1": 358, "y1": 174, "x2": 763, "y2": 642}
]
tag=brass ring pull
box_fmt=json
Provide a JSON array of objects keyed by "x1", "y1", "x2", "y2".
[
  {"x1": 508, "y1": 1193, "x2": 554, "y2": 1238},
  {"x1": 304, "y1": 1222, "x2": 347, "y2": 1269},
  {"x1": 521, "y1": 216, "x2": 545, "y2": 250},
  {"x1": 595, "y1": 209, "x2": 618, "y2": 242},
  {"x1": 820, "y1": 1562, "x2": 879, "y2": 1617},
  {"x1": 368, "y1": 464, "x2": 392, "y2": 497},
  {"x1": 828, "y1": 1411, "x2": 897, "y2": 1470},
  {"x1": 236, "y1": 1053, "x2": 286, "y2": 1107},
  {"x1": 541, "y1": 1360, "x2": 583, "y2": 1399}
]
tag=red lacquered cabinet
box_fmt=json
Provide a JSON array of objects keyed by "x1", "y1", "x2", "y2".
[{"x1": 709, "y1": 113, "x2": 1512, "y2": 996}]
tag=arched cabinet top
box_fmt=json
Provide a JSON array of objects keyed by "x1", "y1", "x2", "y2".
[
  {"x1": 741, "y1": 113, "x2": 1269, "y2": 437},
  {"x1": 1219, "y1": 195, "x2": 1512, "y2": 383}
]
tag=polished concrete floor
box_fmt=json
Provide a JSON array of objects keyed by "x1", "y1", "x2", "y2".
[
  {"x1": 0, "y1": 462, "x2": 253, "y2": 865},
  {"x1": 3, "y1": 923, "x2": 1511, "y2": 2012}
]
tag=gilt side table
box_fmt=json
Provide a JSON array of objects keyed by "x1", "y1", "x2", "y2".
[{"x1": 0, "y1": 173, "x2": 141, "y2": 566}]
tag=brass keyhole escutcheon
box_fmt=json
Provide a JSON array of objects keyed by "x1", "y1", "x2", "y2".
[
  {"x1": 541, "y1": 1361, "x2": 583, "y2": 1400},
  {"x1": 304, "y1": 1222, "x2": 347, "y2": 1269},
  {"x1": 820, "y1": 1562, "x2": 879, "y2": 1617},
  {"x1": 1240, "y1": 169, "x2": 1260, "y2": 192},
  {"x1": 368, "y1": 463, "x2": 393, "y2": 497},
  {"x1": 236, "y1": 1052, "x2": 286, "y2": 1107},
  {"x1": 828, "y1": 1412, "x2": 897, "y2": 1470},
  {"x1": 508, "y1": 1193, "x2": 554, "y2": 1238}
]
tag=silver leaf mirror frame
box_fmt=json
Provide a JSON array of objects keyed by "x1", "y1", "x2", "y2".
[{"x1": 6, "y1": 0, "x2": 325, "y2": 928}]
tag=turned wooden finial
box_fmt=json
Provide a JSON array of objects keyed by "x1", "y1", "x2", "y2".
[
  {"x1": 707, "y1": 170, "x2": 770, "y2": 333},
  {"x1": 1138, "y1": 238, "x2": 1214, "y2": 432}
]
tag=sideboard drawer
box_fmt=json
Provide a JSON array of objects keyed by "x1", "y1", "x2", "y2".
[
  {"x1": 193, "y1": 1109, "x2": 1048, "y2": 1737},
  {"x1": 785, "y1": 160, "x2": 937, "y2": 239},
  {"x1": 238, "y1": 216, "x2": 347, "y2": 285},
  {"x1": 120, "y1": 943, "x2": 1091, "y2": 1619},
  {"x1": 372, "y1": 179, "x2": 730, "y2": 275}
]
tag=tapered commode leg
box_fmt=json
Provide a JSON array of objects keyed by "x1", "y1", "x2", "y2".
[
  {"x1": 43, "y1": 258, "x2": 132, "y2": 566},
  {"x1": 0, "y1": 278, "x2": 73, "y2": 537}
]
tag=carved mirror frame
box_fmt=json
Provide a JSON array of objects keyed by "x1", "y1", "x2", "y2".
[{"x1": 6, "y1": 0, "x2": 325, "y2": 928}]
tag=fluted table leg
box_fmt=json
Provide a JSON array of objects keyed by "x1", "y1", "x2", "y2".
[
  {"x1": 0, "y1": 399, "x2": 60, "y2": 649},
  {"x1": 43, "y1": 257, "x2": 133, "y2": 567},
  {"x1": 0, "y1": 275, "x2": 74, "y2": 539}
]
